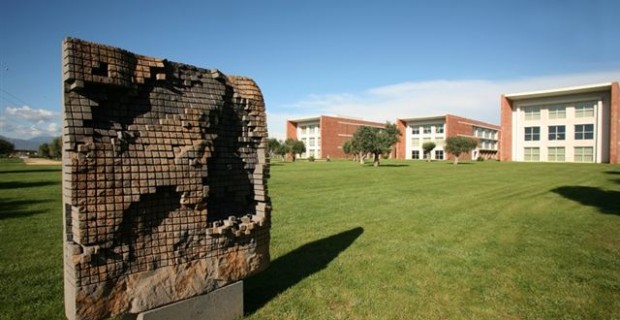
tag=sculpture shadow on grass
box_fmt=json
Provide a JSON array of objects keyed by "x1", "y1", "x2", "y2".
[
  {"x1": 552, "y1": 186, "x2": 620, "y2": 216},
  {"x1": 244, "y1": 227, "x2": 364, "y2": 315}
]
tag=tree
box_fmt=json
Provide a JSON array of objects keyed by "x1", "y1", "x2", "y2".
[
  {"x1": 422, "y1": 141, "x2": 436, "y2": 162},
  {"x1": 48, "y1": 137, "x2": 62, "y2": 159},
  {"x1": 444, "y1": 136, "x2": 478, "y2": 165},
  {"x1": 0, "y1": 138, "x2": 14, "y2": 157},
  {"x1": 38, "y1": 143, "x2": 50, "y2": 158},
  {"x1": 342, "y1": 140, "x2": 355, "y2": 160},
  {"x1": 267, "y1": 138, "x2": 287, "y2": 161},
  {"x1": 351, "y1": 122, "x2": 401, "y2": 167},
  {"x1": 285, "y1": 138, "x2": 306, "y2": 162}
]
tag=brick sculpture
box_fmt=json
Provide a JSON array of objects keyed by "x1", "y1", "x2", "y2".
[{"x1": 61, "y1": 38, "x2": 270, "y2": 320}]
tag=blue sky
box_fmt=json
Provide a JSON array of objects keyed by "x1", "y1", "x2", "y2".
[{"x1": 1, "y1": 0, "x2": 618, "y2": 140}]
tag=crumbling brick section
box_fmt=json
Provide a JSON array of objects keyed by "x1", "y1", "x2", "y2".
[{"x1": 61, "y1": 38, "x2": 270, "y2": 320}]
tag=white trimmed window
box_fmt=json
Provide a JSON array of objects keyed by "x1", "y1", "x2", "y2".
[
  {"x1": 411, "y1": 139, "x2": 420, "y2": 147},
  {"x1": 525, "y1": 107, "x2": 541, "y2": 120},
  {"x1": 525, "y1": 127, "x2": 540, "y2": 141},
  {"x1": 574, "y1": 147, "x2": 593, "y2": 162},
  {"x1": 411, "y1": 150, "x2": 420, "y2": 159},
  {"x1": 309, "y1": 137, "x2": 315, "y2": 147},
  {"x1": 524, "y1": 147, "x2": 540, "y2": 161},
  {"x1": 575, "y1": 102, "x2": 595, "y2": 118},
  {"x1": 423, "y1": 126, "x2": 431, "y2": 134},
  {"x1": 435, "y1": 125, "x2": 444, "y2": 134},
  {"x1": 412, "y1": 127, "x2": 420, "y2": 135},
  {"x1": 548, "y1": 105, "x2": 566, "y2": 119},
  {"x1": 435, "y1": 150, "x2": 444, "y2": 160},
  {"x1": 548, "y1": 147, "x2": 565, "y2": 162},
  {"x1": 548, "y1": 125, "x2": 565, "y2": 141},
  {"x1": 575, "y1": 124, "x2": 594, "y2": 140}
]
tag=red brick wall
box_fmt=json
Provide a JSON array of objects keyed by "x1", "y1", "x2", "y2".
[
  {"x1": 445, "y1": 114, "x2": 500, "y2": 161},
  {"x1": 395, "y1": 119, "x2": 407, "y2": 159},
  {"x1": 320, "y1": 116, "x2": 384, "y2": 159},
  {"x1": 286, "y1": 121, "x2": 297, "y2": 140},
  {"x1": 610, "y1": 82, "x2": 620, "y2": 164},
  {"x1": 499, "y1": 95, "x2": 513, "y2": 161}
]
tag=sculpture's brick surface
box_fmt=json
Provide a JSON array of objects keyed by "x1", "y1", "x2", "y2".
[{"x1": 62, "y1": 38, "x2": 270, "y2": 320}]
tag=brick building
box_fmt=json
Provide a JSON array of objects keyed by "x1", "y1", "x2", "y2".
[
  {"x1": 286, "y1": 115, "x2": 385, "y2": 159},
  {"x1": 395, "y1": 114, "x2": 500, "y2": 161},
  {"x1": 500, "y1": 82, "x2": 620, "y2": 163}
]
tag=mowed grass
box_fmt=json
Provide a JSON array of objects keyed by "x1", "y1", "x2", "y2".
[
  {"x1": 0, "y1": 159, "x2": 63, "y2": 319},
  {"x1": 1, "y1": 158, "x2": 619, "y2": 319}
]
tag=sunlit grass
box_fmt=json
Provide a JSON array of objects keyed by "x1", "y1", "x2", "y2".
[{"x1": 1, "y1": 158, "x2": 619, "y2": 319}]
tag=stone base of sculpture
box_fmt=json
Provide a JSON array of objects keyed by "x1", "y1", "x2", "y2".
[{"x1": 121, "y1": 281, "x2": 243, "y2": 320}]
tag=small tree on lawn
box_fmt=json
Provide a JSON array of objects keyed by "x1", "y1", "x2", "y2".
[
  {"x1": 0, "y1": 138, "x2": 14, "y2": 157},
  {"x1": 49, "y1": 137, "x2": 62, "y2": 159},
  {"x1": 351, "y1": 122, "x2": 401, "y2": 167},
  {"x1": 268, "y1": 138, "x2": 286, "y2": 161},
  {"x1": 342, "y1": 140, "x2": 354, "y2": 160},
  {"x1": 285, "y1": 138, "x2": 306, "y2": 162},
  {"x1": 38, "y1": 143, "x2": 50, "y2": 158},
  {"x1": 422, "y1": 141, "x2": 436, "y2": 162},
  {"x1": 444, "y1": 136, "x2": 478, "y2": 165}
]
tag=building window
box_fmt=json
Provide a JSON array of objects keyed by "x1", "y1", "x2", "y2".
[
  {"x1": 411, "y1": 150, "x2": 420, "y2": 159},
  {"x1": 435, "y1": 150, "x2": 444, "y2": 160},
  {"x1": 524, "y1": 107, "x2": 541, "y2": 120},
  {"x1": 435, "y1": 125, "x2": 444, "y2": 134},
  {"x1": 412, "y1": 127, "x2": 420, "y2": 135},
  {"x1": 575, "y1": 102, "x2": 595, "y2": 118},
  {"x1": 305, "y1": 126, "x2": 311, "y2": 135},
  {"x1": 423, "y1": 137, "x2": 431, "y2": 143},
  {"x1": 548, "y1": 105, "x2": 566, "y2": 119},
  {"x1": 309, "y1": 137, "x2": 315, "y2": 147},
  {"x1": 411, "y1": 139, "x2": 420, "y2": 147},
  {"x1": 434, "y1": 138, "x2": 444, "y2": 147},
  {"x1": 548, "y1": 125, "x2": 565, "y2": 140},
  {"x1": 574, "y1": 147, "x2": 594, "y2": 162},
  {"x1": 575, "y1": 124, "x2": 594, "y2": 140},
  {"x1": 548, "y1": 147, "x2": 565, "y2": 162},
  {"x1": 423, "y1": 126, "x2": 431, "y2": 134},
  {"x1": 524, "y1": 147, "x2": 540, "y2": 161},
  {"x1": 524, "y1": 127, "x2": 540, "y2": 141}
]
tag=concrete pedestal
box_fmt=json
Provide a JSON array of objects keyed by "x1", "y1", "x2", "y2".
[{"x1": 132, "y1": 281, "x2": 243, "y2": 320}]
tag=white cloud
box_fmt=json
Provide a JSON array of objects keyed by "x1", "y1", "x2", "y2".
[
  {"x1": 1, "y1": 105, "x2": 60, "y2": 139},
  {"x1": 268, "y1": 70, "x2": 620, "y2": 139},
  {"x1": 6, "y1": 105, "x2": 53, "y2": 122}
]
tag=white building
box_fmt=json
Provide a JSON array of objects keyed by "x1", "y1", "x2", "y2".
[
  {"x1": 395, "y1": 114, "x2": 500, "y2": 160},
  {"x1": 500, "y1": 82, "x2": 620, "y2": 163}
]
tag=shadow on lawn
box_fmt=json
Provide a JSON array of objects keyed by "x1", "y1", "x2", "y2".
[
  {"x1": 0, "y1": 198, "x2": 50, "y2": 220},
  {"x1": 552, "y1": 186, "x2": 620, "y2": 216},
  {"x1": 244, "y1": 227, "x2": 364, "y2": 315},
  {"x1": 0, "y1": 168, "x2": 61, "y2": 175},
  {"x1": 0, "y1": 180, "x2": 60, "y2": 190}
]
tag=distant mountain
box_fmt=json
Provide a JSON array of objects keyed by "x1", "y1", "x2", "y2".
[{"x1": 0, "y1": 135, "x2": 56, "y2": 151}]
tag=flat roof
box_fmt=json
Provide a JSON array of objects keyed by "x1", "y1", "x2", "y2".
[
  {"x1": 287, "y1": 116, "x2": 320, "y2": 123},
  {"x1": 504, "y1": 82, "x2": 614, "y2": 100},
  {"x1": 398, "y1": 115, "x2": 446, "y2": 122},
  {"x1": 287, "y1": 114, "x2": 380, "y2": 123}
]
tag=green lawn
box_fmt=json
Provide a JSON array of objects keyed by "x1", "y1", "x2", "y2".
[{"x1": 1, "y1": 158, "x2": 619, "y2": 319}]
